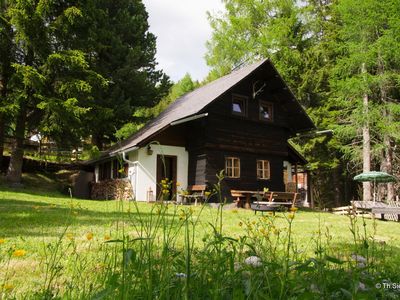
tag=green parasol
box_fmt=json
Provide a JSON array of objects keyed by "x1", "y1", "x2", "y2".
[{"x1": 353, "y1": 171, "x2": 398, "y2": 202}]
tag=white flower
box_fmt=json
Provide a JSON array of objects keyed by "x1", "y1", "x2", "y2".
[
  {"x1": 244, "y1": 256, "x2": 262, "y2": 267},
  {"x1": 358, "y1": 282, "x2": 367, "y2": 291},
  {"x1": 175, "y1": 273, "x2": 187, "y2": 278},
  {"x1": 351, "y1": 254, "x2": 367, "y2": 263}
]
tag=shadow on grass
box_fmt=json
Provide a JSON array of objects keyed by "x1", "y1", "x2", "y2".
[{"x1": 0, "y1": 198, "x2": 182, "y2": 238}]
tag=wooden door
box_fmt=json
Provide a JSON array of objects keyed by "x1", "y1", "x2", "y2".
[{"x1": 156, "y1": 155, "x2": 177, "y2": 200}]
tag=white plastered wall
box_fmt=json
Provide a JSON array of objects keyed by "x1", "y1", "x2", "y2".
[{"x1": 127, "y1": 144, "x2": 189, "y2": 201}]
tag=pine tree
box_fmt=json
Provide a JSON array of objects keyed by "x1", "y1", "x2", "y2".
[{"x1": 5, "y1": 1, "x2": 104, "y2": 183}]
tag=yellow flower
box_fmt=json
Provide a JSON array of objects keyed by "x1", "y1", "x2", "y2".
[
  {"x1": 0, "y1": 239, "x2": 6, "y2": 244},
  {"x1": 263, "y1": 187, "x2": 269, "y2": 193},
  {"x1": 204, "y1": 191, "x2": 211, "y2": 197},
  {"x1": 66, "y1": 233, "x2": 74, "y2": 241},
  {"x1": 288, "y1": 213, "x2": 295, "y2": 220},
  {"x1": 176, "y1": 181, "x2": 181, "y2": 187},
  {"x1": 3, "y1": 283, "x2": 14, "y2": 291},
  {"x1": 12, "y1": 249, "x2": 26, "y2": 257},
  {"x1": 86, "y1": 232, "x2": 94, "y2": 241},
  {"x1": 289, "y1": 207, "x2": 298, "y2": 212},
  {"x1": 104, "y1": 235, "x2": 111, "y2": 241}
]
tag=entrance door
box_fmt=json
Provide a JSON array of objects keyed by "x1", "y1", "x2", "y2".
[{"x1": 156, "y1": 155, "x2": 177, "y2": 200}]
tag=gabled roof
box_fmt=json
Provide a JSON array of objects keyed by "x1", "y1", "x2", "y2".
[{"x1": 89, "y1": 59, "x2": 315, "y2": 163}]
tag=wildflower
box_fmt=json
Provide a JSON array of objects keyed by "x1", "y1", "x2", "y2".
[
  {"x1": 0, "y1": 239, "x2": 6, "y2": 244},
  {"x1": 288, "y1": 213, "x2": 295, "y2": 220},
  {"x1": 176, "y1": 181, "x2": 181, "y2": 187},
  {"x1": 244, "y1": 256, "x2": 262, "y2": 267},
  {"x1": 289, "y1": 207, "x2": 298, "y2": 212},
  {"x1": 204, "y1": 191, "x2": 211, "y2": 197},
  {"x1": 12, "y1": 249, "x2": 26, "y2": 257},
  {"x1": 3, "y1": 283, "x2": 14, "y2": 291},
  {"x1": 179, "y1": 210, "x2": 186, "y2": 220},
  {"x1": 357, "y1": 282, "x2": 367, "y2": 291},
  {"x1": 176, "y1": 272, "x2": 187, "y2": 278},
  {"x1": 86, "y1": 232, "x2": 94, "y2": 241},
  {"x1": 104, "y1": 235, "x2": 111, "y2": 241},
  {"x1": 66, "y1": 233, "x2": 74, "y2": 241},
  {"x1": 263, "y1": 187, "x2": 269, "y2": 193},
  {"x1": 259, "y1": 228, "x2": 267, "y2": 235}
]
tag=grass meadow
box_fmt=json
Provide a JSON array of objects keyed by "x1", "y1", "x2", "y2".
[{"x1": 1, "y1": 173, "x2": 400, "y2": 299}]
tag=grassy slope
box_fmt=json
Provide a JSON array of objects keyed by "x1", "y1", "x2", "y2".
[{"x1": 1, "y1": 173, "x2": 400, "y2": 297}]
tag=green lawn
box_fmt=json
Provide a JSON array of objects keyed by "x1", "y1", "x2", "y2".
[{"x1": 1, "y1": 175, "x2": 400, "y2": 299}]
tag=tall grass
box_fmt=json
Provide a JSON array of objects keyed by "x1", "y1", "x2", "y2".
[{"x1": 1, "y1": 176, "x2": 400, "y2": 299}]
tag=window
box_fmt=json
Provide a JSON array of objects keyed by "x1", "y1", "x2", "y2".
[
  {"x1": 257, "y1": 160, "x2": 270, "y2": 180},
  {"x1": 99, "y1": 161, "x2": 111, "y2": 181},
  {"x1": 112, "y1": 159, "x2": 128, "y2": 179},
  {"x1": 225, "y1": 157, "x2": 240, "y2": 178},
  {"x1": 259, "y1": 101, "x2": 273, "y2": 121},
  {"x1": 232, "y1": 95, "x2": 247, "y2": 116}
]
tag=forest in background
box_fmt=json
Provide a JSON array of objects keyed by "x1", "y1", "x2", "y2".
[
  {"x1": 1, "y1": 0, "x2": 400, "y2": 206},
  {"x1": 205, "y1": 0, "x2": 400, "y2": 206}
]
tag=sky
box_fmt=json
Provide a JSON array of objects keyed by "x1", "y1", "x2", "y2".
[{"x1": 142, "y1": 0, "x2": 225, "y2": 83}]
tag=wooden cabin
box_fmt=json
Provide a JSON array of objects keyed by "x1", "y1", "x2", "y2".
[{"x1": 88, "y1": 59, "x2": 315, "y2": 201}]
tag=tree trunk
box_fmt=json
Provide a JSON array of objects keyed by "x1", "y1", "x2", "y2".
[
  {"x1": 6, "y1": 101, "x2": 27, "y2": 183},
  {"x1": 361, "y1": 63, "x2": 371, "y2": 201},
  {"x1": 6, "y1": 46, "x2": 33, "y2": 184},
  {"x1": 382, "y1": 127, "x2": 394, "y2": 202},
  {"x1": 91, "y1": 134, "x2": 103, "y2": 151},
  {"x1": 333, "y1": 165, "x2": 341, "y2": 207}
]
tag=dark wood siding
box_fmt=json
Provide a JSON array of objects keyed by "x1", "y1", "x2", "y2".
[
  {"x1": 205, "y1": 149, "x2": 285, "y2": 200},
  {"x1": 198, "y1": 71, "x2": 292, "y2": 200},
  {"x1": 188, "y1": 153, "x2": 206, "y2": 185}
]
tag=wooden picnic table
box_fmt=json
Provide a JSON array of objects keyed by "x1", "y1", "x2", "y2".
[{"x1": 231, "y1": 190, "x2": 264, "y2": 209}]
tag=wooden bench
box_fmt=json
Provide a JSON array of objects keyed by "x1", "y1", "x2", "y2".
[
  {"x1": 251, "y1": 191, "x2": 298, "y2": 214},
  {"x1": 178, "y1": 185, "x2": 206, "y2": 205},
  {"x1": 371, "y1": 207, "x2": 400, "y2": 222}
]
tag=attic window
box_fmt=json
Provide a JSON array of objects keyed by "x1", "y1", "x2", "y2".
[
  {"x1": 232, "y1": 95, "x2": 247, "y2": 116},
  {"x1": 259, "y1": 101, "x2": 273, "y2": 122}
]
